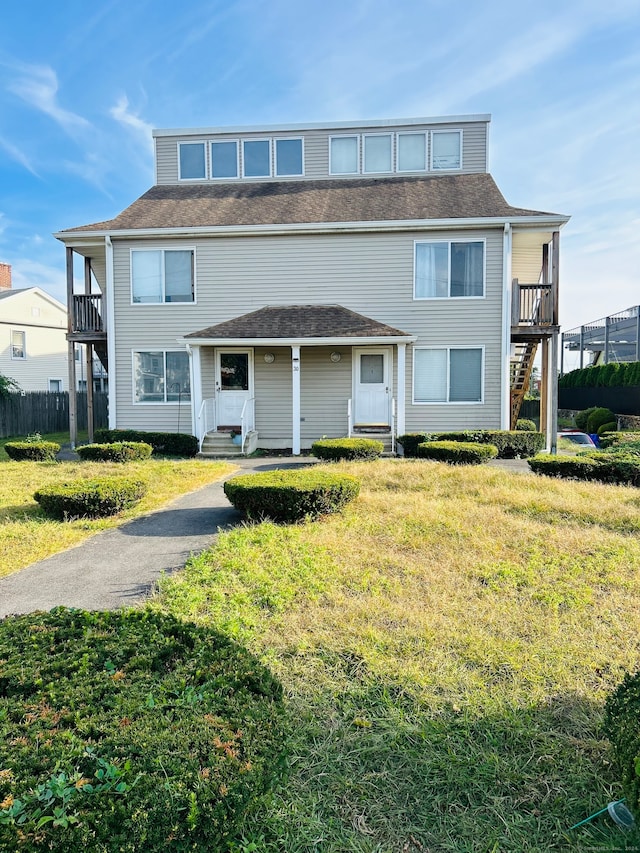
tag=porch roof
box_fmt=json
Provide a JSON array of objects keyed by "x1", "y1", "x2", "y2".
[{"x1": 181, "y1": 304, "x2": 416, "y2": 346}]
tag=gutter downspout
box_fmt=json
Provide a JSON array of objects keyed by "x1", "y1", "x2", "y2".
[{"x1": 501, "y1": 223, "x2": 513, "y2": 430}]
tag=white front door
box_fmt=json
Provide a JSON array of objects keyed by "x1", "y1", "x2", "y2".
[
  {"x1": 354, "y1": 347, "x2": 391, "y2": 426},
  {"x1": 216, "y1": 349, "x2": 252, "y2": 428}
]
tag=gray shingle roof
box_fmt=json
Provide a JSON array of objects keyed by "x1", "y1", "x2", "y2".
[
  {"x1": 184, "y1": 305, "x2": 413, "y2": 341},
  {"x1": 61, "y1": 173, "x2": 563, "y2": 233}
]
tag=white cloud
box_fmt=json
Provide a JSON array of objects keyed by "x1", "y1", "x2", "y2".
[
  {"x1": 6, "y1": 62, "x2": 91, "y2": 138},
  {"x1": 0, "y1": 135, "x2": 40, "y2": 177},
  {"x1": 110, "y1": 95, "x2": 154, "y2": 155},
  {"x1": 6, "y1": 258, "x2": 67, "y2": 304}
]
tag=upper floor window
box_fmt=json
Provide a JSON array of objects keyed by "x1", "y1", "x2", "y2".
[
  {"x1": 131, "y1": 249, "x2": 195, "y2": 304},
  {"x1": 330, "y1": 135, "x2": 359, "y2": 174},
  {"x1": 431, "y1": 131, "x2": 462, "y2": 170},
  {"x1": 363, "y1": 134, "x2": 392, "y2": 173},
  {"x1": 211, "y1": 141, "x2": 238, "y2": 178},
  {"x1": 413, "y1": 347, "x2": 483, "y2": 403},
  {"x1": 415, "y1": 241, "x2": 484, "y2": 299},
  {"x1": 275, "y1": 138, "x2": 303, "y2": 176},
  {"x1": 11, "y1": 330, "x2": 25, "y2": 359},
  {"x1": 397, "y1": 132, "x2": 426, "y2": 171},
  {"x1": 178, "y1": 142, "x2": 206, "y2": 180},
  {"x1": 243, "y1": 139, "x2": 271, "y2": 177}
]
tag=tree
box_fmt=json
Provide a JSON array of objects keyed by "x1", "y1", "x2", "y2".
[{"x1": 0, "y1": 374, "x2": 20, "y2": 398}]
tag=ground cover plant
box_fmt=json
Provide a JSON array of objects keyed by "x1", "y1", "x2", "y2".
[
  {"x1": 155, "y1": 460, "x2": 640, "y2": 851},
  {"x1": 0, "y1": 608, "x2": 287, "y2": 852},
  {"x1": 0, "y1": 453, "x2": 234, "y2": 578}
]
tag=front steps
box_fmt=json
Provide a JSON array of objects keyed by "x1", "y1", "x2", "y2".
[
  {"x1": 352, "y1": 429, "x2": 394, "y2": 455},
  {"x1": 198, "y1": 430, "x2": 258, "y2": 458}
]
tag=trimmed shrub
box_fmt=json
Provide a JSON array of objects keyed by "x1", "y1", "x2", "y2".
[
  {"x1": 586, "y1": 407, "x2": 616, "y2": 435},
  {"x1": 515, "y1": 419, "x2": 537, "y2": 431},
  {"x1": 34, "y1": 477, "x2": 147, "y2": 519},
  {"x1": 224, "y1": 469, "x2": 360, "y2": 522},
  {"x1": 574, "y1": 407, "x2": 598, "y2": 431},
  {"x1": 0, "y1": 608, "x2": 287, "y2": 853},
  {"x1": 94, "y1": 429, "x2": 198, "y2": 458},
  {"x1": 430, "y1": 430, "x2": 544, "y2": 459},
  {"x1": 599, "y1": 431, "x2": 640, "y2": 449},
  {"x1": 311, "y1": 437, "x2": 383, "y2": 461},
  {"x1": 77, "y1": 441, "x2": 153, "y2": 463},
  {"x1": 397, "y1": 433, "x2": 429, "y2": 457},
  {"x1": 417, "y1": 440, "x2": 498, "y2": 465},
  {"x1": 560, "y1": 361, "x2": 640, "y2": 389},
  {"x1": 5, "y1": 441, "x2": 60, "y2": 461},
  {"x1": 604, "y1": 671, "x2": 640, "y2": 823},
  {"x1": 528, "y1": 453, "x2": 640, "y2": 486},
  {"x1": 597, "y1": 421, "x2": 617, "y2": 437}
]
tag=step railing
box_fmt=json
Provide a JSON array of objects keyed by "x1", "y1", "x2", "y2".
[
  {"x1": 197, "y1": 397, "x2": 216, "y2": 451},
  {"x1": 240, "y1": 397, "x2": 255, "y2": 452},
  {"x1": 512, "y1": 281, "x2": 554, "y2": 326}
]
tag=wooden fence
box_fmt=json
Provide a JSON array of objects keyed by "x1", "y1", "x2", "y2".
[{"x1": 0, "y1": 392, "x2": 108, "y2": 438}]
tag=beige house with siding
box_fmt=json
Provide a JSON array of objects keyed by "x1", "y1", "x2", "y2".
[{"x1": 56, "y1": 114, "x2": 568, "y2": 453}]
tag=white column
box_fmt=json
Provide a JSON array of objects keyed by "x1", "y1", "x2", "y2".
[
  {"x1": 189, "y1": 345, "x2": 202, "y2": 440},
  {"x1": 396, "y1": 343, "x2": 406, "y2": 436},
  {"x1": 292, "y1": 345, "x2": 301, "y2": 455},
  {"x1": 500, "y1": 223, "x2": 513, "y2": 430},
  {"x1": 105, "y1": 236, "x2": 116, "y2": 429}
]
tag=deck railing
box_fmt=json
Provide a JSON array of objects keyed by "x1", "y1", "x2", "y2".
[
  {"x1": 72, "y1": 294, "x2": 104, "y2": 334},
  {"x1": 512, "y1": 281, "x2": 554, "y2": 326}
]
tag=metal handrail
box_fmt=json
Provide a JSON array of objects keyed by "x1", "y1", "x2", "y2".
[
  {"x1": 390, "y1": 397, "x2": 396, "y2": 455},
  {"x1": 197, "y1": 397, "x2": 217, "y2": 452},
  {"x1": 240, "y1": 397, "x2": 255, "y2": 453},
  {"x1": 347, "y1": 399, "x2": 353, "y2": 437}
]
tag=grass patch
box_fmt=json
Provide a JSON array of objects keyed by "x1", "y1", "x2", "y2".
[
  {"x1": 153, "y1": 459, "x2": 640, "y2": 851},
  {"x1": 0, "y1": 457, "x2": 234, "y2": 577}
]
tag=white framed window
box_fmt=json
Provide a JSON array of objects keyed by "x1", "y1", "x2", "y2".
[
  {"x1": 131, "y1": 249, "x2": 195, "y2": 304},
  {"x1": 49, "y1": 378, "x2": 63, "y2": 392},
  {"x1": 413, "y1": 347, "x2": 483, "y2": 404},
  {"x1": 133, "y1": 350, "x2": 191, "y2": 404},
  {"x1": 397, "y1": 132, "x2": 427, "y2": 171},
  {"x1": 414, "y1": 240, "x2": 485, "y2": 299},
  {"x1": 11, "y1": 330, "x2": 25, "y2": 359},
  {"x1": 275, "y1": 138, "x2": 303, "y2": 176},
  {"x1": 178, "y1": 142, "x2": 207, "y2": 180},
  {"x1": 211, "y1": 140, "x2": 239, "y2": 179},
  {"x1": 330, "y1": 135, "x2": 359, "y2": 174},
  {"x1": 431, "y1": 130, "x2": 462, "y2": 170},
  {"x1": 363, "y1": 133, "x2": 392, "y2": 173},
  {"x1": 242, "y1": 139, "x2": 271, "y2": 177}
]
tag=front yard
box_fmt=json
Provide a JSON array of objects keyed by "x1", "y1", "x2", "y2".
[{"x1": 152, "y1": 459, "x2": 640, "y2": 851}]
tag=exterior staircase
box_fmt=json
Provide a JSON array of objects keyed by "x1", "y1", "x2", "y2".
[
  {"x1": 352, "y1": 427, "x2": 395, "y2": 455},
  {"x1": 198, "y1": 430, "x2": 251, "y2": 458},
  {"x1": 510, "y1": 341, "x2": 537, "y2": 428}
]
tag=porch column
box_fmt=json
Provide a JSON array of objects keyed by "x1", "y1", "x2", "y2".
[
  {"x1": 189, "y1": 345, "x2": 202, "y2": 441},
  {"x1": 292, "y1": 345, "x2": 301, "y2": 455},
  {"x1": 396, "y1": 343, "x2": 406, "y2": 436},
  {"x1": 66, "y1": 247, "x2": 77, "y2": 449},
  {"x1": 84, "y1": 257, "x2": 94, "y2": 444},
  {"x1": 550, "y1": 331, "x2": 559, "y2": 454}
]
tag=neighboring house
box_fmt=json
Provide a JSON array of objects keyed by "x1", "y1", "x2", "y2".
[
  {"x1": 562, "y1": 306, "x2": 640, "y2": 371},
  {"x1": 55, "y1": 114, "x2": 568, "y2": 453}
]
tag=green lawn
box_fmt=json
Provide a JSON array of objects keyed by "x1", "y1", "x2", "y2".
[{"x1": 152, "y1": 459, "x2": 640, "y2": 852}]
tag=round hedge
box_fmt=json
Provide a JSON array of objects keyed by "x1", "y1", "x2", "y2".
[
  {"x1": 77, "y1": 442, "x2": 153, "y2": 463},
  {"x1": 224, "y1": 468, "x2": 360, "y2": 522},
  {"x1": 5, "y1": 441, "x2": 60, "y2": 461},
  {"x1": 515, "y1": 419, "x2": 537, "y2": 431},
  {"x1": 417, "y1": 440, "x2": 498, "y2": 465},
  {"x1": 605, "y1": 670, "x2": 640, "y2": 825},
  {"x1": 311, "y1": 437, "x2": 384, "y2": 461},
  {"x1": 586, "y1": 407, "x2": 615, "y2": 435},
  {"x1": 34, "y1": 477, "x2": 147, "y2": 519},
  {"x1": 0, "y1": 608, "x2": 287, "y2": 852}
]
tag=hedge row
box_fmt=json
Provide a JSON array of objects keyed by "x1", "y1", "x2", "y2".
[
  {"x1": 418, "y1": 440, "x2": 498, "y2": 465},
  {"x1": 0, "y1": 608, "x2": 287, "y2": 852},
  {"x1": 528, "y1": 453, "x2": 640, "y2": 487},
  {"x1": 224, "y1": 469, "x2": 360, "y2": 522},
  {"x1": 311, "y1": 438, "x2": 383, "y2": 461},
  {"x1": 94, "y1": 429, "x2": 198, "y2": 458},
  {"x1": 398, "y1": 430, "x2": 544, "y2": 459},
  {"x1": 605, "y1": 671, "x2": 640, "y2": 825},
  {"x1": 599, "y1": 432, "x2": 640, "y2": 450},
  {"x1": 574, "y1": 406, "x2": 616, "y2": 434},
  {"x1": 5, "y1": 441, "x2": 60, "y2": 461},
  {"x1": 34, "y1": 477, "x2": 147, "y2": 519},
  {"x1": 77, "y1": 442, "x2": 153, "y2": 463},
  {"x1": 559, "y1": 361, "x2": 640, "y2": 389}
]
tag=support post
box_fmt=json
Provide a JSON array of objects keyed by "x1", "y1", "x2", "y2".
[
  {"x1": 579, "y1": 326, "x2": 585, "y2": 369},
  {"x1": 396, "y1": 343, "x2": 406, "y2": 437},
  {"x1": 66, "y1": 247, "x2": 77, "y2": 449},
  {"x1": 560, "y1": 333, "x2": 565, "y2": 376},
  {"x1": 636, "y1": 309, "x2": 640, "y2": 362},
  {"x1": 551, "y1": 231, "x2": 559, "y2": 326},
  {"x1": 84, "y1": 257, "x2": 94, "y2": 443},
  {"x1": 292, "y1": 345, "x2": 301, "y2": 455},
  {"x1": 540, "y1": 338, "x2": 549, "y2": 444},
  {"x1": 550, "y1": 332, "x2": 559, "y2": 455},
  {"x1": 604, "y1": 316, "x2": 610, "y2": 364}
]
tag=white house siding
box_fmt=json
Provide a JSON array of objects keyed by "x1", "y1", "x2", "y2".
[
  {"x1": 110, "y1": 227, "x2": 503, "y2": 438},
  {"x1": 154, "y1": 121, "x2": 488, "y2": 185}
]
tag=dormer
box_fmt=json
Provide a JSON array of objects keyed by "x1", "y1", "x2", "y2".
[{"x1": 153, "y1": 114, "x2": 491, "y2": 185}]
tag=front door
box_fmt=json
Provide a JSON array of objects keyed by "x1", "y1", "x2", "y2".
[
  {"x1": 354, "y1": 347, "x2": 391, "y2": 426},
  {"x1": 216, "y1": 349, "x2": 252, "y2": 428}
]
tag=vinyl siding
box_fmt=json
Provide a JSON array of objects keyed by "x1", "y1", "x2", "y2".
[{"x1": 111, "y1": 228, "x2": 503, "y2": 436}]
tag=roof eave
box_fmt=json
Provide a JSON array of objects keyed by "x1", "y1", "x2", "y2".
[{"x1": 180, "y1": 334, "x2": 418, "y2": 347}]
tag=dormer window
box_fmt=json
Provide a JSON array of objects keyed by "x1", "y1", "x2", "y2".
[
  {"x1": 431, "y1": 131, "x2": 462, "y2": 170},
  {"x1": 243, "y1": 140, "x2": 271, "y2": 177},
  {"x1": 330, "y1": 136, "x2": 359, "y2": 174},
  {"x1": 211, "y1": 141, "x2": 238, "y2": 179},
  {"x1": 275, "y1": 138, "x2": 303, "y2": 176},
  {"x1": 178, "y1": 142, "x2": 206, "y2": 180},
  {"x1": 363, "y1": 134, "x2": 392, "y2": 173},
  {"x1": 397, "y1": 132, "x2": 426, "y2": 171}
]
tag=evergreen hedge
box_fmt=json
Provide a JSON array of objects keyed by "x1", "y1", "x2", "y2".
[
  {"x1": 77, "y1": 442, "x2": 153, "y2": 463},
  {"x1": 34, "y1": 477, "x2": 147, "y2": 519},
  {"x1": 94, "y1": 429, "x2": 198, "y2": 458},
  {"x1": 605, "y1": 670, "x2": 640, "y2": 824},
  {"x1": 5, "y1": 441, "x2": 60, "y2": 462},
  {"x1": 0, "y1": 608, "x2": 287, "y2": 853},
  {"x1": 559, "y1": 361, "x2": 640, "y2": 389},
  {"x1": 417, "y1": 440, "x2": 498, "y2": 465},
  {"x1": 311, "y1": 438, "x2": 383, "y2": 461},
  {"x1": 224, "y1": 469, "x2": 360, "y2": 522},
  {"x1": 585, "y1": 407, "x2": 615, "y2": 435},
  {"x1": 398, "y1": 430, "x2": 544, "y2": 459},
  {"x1": 599, "y1": 432, "x2": 640, "y2": 450},
  {"x1": 515, "y1": 419, "x2": 537, "y2": 431},
  {"x1": 528, "y1": 453, "x2": 640, "y2": 486}
]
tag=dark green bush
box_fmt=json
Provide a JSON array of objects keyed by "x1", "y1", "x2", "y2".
[
  {"x1": 311, "y1": 438, "x2": 383, "y2": 461},
  {"x1": 399, "y1": 430, "x2": 543, "y2": 459},
  {"x1": 559, "y1": 361, "x2": 640, "y2": 389},
  {"x1": 599, "y1": 432, "x2": 640, "y2": 450},
  {"x1": 94, "y1": 429, "x2": 198, "y2": 458},
  {"x1": 574, "y1": 407, "x2": 598, "y2": 431},
  {"x1": 586, "y1": 407, "x2": 616, "y2": 435},
  {"x1": 604, "y1": 670, "x2": 640, "y2": 824},
  {"x1": 515, "y1": 419, "x2": 537, "y2": 431},
  {"x1": 528, "y1": 453, "x2": 640, "y2": 486},
  {"x1": 5, "y1": 441, "x2": 60, "y2": 461},
  {"x1": 597, "y1": 421, "x2": 617, "y2": 437},
  {"x1": 417, "y1": 440, "x2": 498, "y2": 465},
  {"x1": 224, "y1": 469, "x2": 360, "y2": 522},
  {"x1": 34, "y1": 477, "x2": 147, "y2": 519},
  {"x1": 397, "y1": 433, "x2": 429, "y2": 457},
  {"x1": 77, "y1": 442, "x2": 153, "y2": 463},
  {"x1": 0, "y1": 608, "x2": 287, "y2": 853}
]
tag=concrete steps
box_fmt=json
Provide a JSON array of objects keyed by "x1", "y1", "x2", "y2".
[
  {"x1": 352, "y1": 430, "x2": 395, "y2": 455},
  {"x1": 198, "y1": 431, "x2": 245, "y2": 458}
]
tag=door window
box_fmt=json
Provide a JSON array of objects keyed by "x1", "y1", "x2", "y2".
[
  {"x1": 360, "y1": 354, "x2": 384, "y2": 384},
  {"x1": 220, "y1": 353, "x2": 249, "y2": 390}
]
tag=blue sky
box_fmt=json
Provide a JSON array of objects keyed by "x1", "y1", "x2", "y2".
[{"x1": 1, "y1": 0, "x2": 639, "y2": 366}]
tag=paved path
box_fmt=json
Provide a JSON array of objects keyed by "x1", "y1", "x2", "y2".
[{"x1": 0, "y1": 457, "x2": 314, "y2": 618}]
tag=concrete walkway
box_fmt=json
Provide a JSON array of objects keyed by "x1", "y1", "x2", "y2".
[{"x1": 0, "y1": 457, "x2": 314, "y2": 618}]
